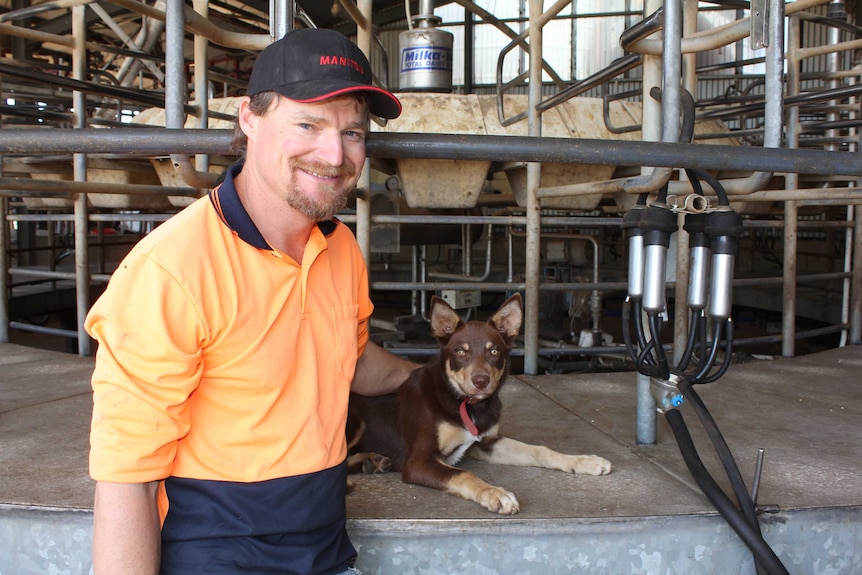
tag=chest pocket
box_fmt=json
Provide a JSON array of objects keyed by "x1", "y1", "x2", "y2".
[{"x1": 332, "y1": 304, "x2": 360, "y2": 380}]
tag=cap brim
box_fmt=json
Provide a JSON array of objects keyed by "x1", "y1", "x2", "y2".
[{"x1": 274, "y1": 80, "x2": 402, "y2": 119}]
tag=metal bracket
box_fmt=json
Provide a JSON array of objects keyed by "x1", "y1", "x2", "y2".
[
  {"x1": 666, "y1": 193, "x2": 712, "y2": 214},
  {"x1": 750, "y1": 0, "x2": 769, "y2": 49}
]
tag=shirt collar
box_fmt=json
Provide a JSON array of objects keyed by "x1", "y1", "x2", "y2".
[{"x1": 209, "y1": 161, "x2": 338, "y2": 250}]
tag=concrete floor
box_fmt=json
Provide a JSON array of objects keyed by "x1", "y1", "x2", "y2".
[{"x1": 0, "y1": 342, "x2": 860, "y2": 574}]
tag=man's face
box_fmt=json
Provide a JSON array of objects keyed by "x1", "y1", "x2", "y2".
[{"x1": 243, "y1": 94, "x2": 369, "y2": 221}]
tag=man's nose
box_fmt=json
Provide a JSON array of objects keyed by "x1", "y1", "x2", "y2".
[{"x1": 315, "y1": 130, "x2": 345, "y2": 166}]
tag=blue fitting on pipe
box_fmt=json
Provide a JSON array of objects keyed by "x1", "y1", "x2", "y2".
[{"x1": 651, "y1": 374, "x2": 685, "y2": 413}]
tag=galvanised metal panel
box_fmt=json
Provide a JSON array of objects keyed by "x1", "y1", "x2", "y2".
[{"x1": 2, "y1": 504, "x2": 859, "y2": 574}]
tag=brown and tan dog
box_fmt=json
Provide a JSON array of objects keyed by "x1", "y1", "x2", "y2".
[{"x1": 346, "y1": 293, "x2": 612, "y2": 514}]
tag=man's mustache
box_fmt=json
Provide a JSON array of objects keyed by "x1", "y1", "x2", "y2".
[{"x1": 290, "y1": 159, "x2": 356, "y2": 179}]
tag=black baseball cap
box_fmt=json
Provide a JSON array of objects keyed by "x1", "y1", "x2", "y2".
[{"x1": 247, "y1": 28, "x2": 402, "y2": 119}]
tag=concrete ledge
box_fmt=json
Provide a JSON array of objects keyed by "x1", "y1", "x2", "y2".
[{"x1": 3, "y1": 503, "x2": 859, "y2": 574}]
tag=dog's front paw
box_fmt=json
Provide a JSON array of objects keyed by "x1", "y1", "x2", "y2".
[
  {"x1": 478, "y1": 486, "x2": 520, "y2": 515},
  {"x1": 570, "y1": 455, "x2": 612, "y2": 476},
  {"x1": 362, "y1": 454, "x2": 391, "y2": 474}
]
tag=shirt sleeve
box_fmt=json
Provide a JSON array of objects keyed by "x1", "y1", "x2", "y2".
[{"x1": 87, "y1": 251, "x2": 206, "y2": 483}]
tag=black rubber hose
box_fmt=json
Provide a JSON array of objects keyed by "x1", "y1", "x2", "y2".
[
  {"x1": 689, "y1": 167, "x2": 732, "y2": 206},
  {"x1": 690, "y1": 321, "x2": 724, "y2": 382},
  {"x1": 696, "y1": 320, "x2": 735, "y2": 384},
  {"x1": 684, "y1": 168, "x2": 706, "y2": 196},
  {"x1": 680, "y1": 377, "x2": 767, "y2": 575},
  {"x1": 698, "y1": 309, "x2": 708, "y2": 367},
  {"x1": 648, "y1": 312, "x2": 671, "y2": 379},
  {"x1": 637, "y1": 339, "x2": 665, "y2": 378},
  {"x1": 676, "y1": 308, "x2": 702, "y2": 371},
  {"x1": 665, "y1": 409, "x2": 789, "y2": 575},
  {"x1": 632, "y1": 299, "x2": 650, "y2": 355},
  {"x1": 655, "y1": 182, "x2": 670, "y2": 205},
  {"x1": 624, "y1": 300, "x2": 664, "y2": 377},
  {"x1": 678, "y1": 377, "x2": 761, "y2": 533},
  {"x1": 626, "y1": 306, "x2": 676, "y2": 379},
  {"x1": 650, "y1": 85, "x2": 696, "y2": 145}
]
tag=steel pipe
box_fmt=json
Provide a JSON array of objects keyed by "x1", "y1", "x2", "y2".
[
  {"x1": 8, "y1": 321, "x2": 78, "y2": 339},
  {"x1": 0, "y1": 176, "x2": 197, "y2": 197},
  {"x1": 523, "y1": 0, "x2": 545, "y2": 375},
  {"x1": 71, "y1": 5, "x2": 90, "y2": 356},
  {"x1": 273, "y1": 0, "x2": 295, "y2": 40},
  {"x1": 627, "y1": 0, "x2": 830, "y2": 55},
  {"x1": 0, "y1": 22, "x2": 74, "y2": 49},
  {"x1": 194, "y1": 0, "x2": 211, "y2": 179},
  {"x1": 852, "y1": 210, "x2": 862, "y2": 344},
  {"x1": 495, "y1": 0, "x2": 572, "y2": 125},
  {"x1": 1, "y1": 130, "x2": 859, "y2": 178},
  {"x1": 782, "y1": 11, "x2": 802, "y2": 359},
  {"x1": 355, "y1": 0, "x2": 374, "y2": 264},
  {"x1": 90, "y1": 2, "x2": 164, "y2": 82},
  {"x1": 452, "y1": 0, "x2": 567, "y2": 90},
  {"x1": 0, "y1": 197, "x2": 7, "y2": 343},
  {"x1": 167, "y1": 0, "x2": 212, "y2": 189},
  {"x1": 109, "y1": 0, "x2": 271, "y2": 50},
  {"x1": 0, "y1": 0, "x2": 96, "y2": 22},
  {"x1": 337, "y1": 0, "x2": 369, "y2": 31},
  {"x1": 0, "y1": 61, "x2": 212, "y2": 116}
]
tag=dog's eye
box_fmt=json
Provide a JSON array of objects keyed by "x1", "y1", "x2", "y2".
[
  {"x1": 489, "y1": 348, "x2": 499, "y2": 356},
  {"x1": 455, "y1": 348, "x2": 468, "y2": 357}
]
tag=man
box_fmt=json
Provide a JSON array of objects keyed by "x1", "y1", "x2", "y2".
[{"x1": 87, "y1": 28, "x2": 414, "y2": 574}]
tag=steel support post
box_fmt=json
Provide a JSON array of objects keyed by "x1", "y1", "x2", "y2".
[
  {"x1": 783, "y1": 7, "x2": 799, "y2": 358},
  {"x1": 271, "y1": 0, "x2": 295, "y2": 41},
  {"x1": 194, "y1": 0, "x2": 210, "y2": 174},
  {"x1": 355, "y1": 0, "x2": 373, "y2": 264},
  {"x1": 72, "y1": 6, "x2": 91, "y2": 356},
  {"x1": 852, "y1": 209, "x2": 862, "y2": 344},
  {"x1": 634, "y1": 0, "x2": 664, "y2": 446},
  {"x1": 0, "y1": 196, "x2": 7, "y2": 344},
  {"x1": 523, "y1": 0, "x2": 544, "y2": 375}
]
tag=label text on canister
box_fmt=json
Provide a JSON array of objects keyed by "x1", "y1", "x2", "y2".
[{"x1": 401, "y1": 47, "x2": 453, "y2": 72}]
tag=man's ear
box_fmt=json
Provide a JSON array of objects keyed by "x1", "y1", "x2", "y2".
[{"x1": 237, "y1": 96, "x2": 257, "y2": 138}]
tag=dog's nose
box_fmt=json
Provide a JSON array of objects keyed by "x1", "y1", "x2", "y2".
[{"x1": 472, "y1": 374, "x2": 490, "y2": 390}]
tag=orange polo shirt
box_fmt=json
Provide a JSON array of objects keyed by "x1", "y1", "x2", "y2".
[{"x1": 87, "y1": 162, "x2": 372, "y2": 511}]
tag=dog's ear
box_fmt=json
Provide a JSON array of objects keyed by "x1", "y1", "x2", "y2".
[
  {"x1": 429, "y1": 296, "x2": 463, "y2": 343},
  {"x1": 489, "y1": 293, "x2": 523, "y2": 345}
]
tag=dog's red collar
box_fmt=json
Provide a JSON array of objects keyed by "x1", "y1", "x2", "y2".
[{"x1": 459, "y1": 398, "x2": 480, "y2": 437}]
